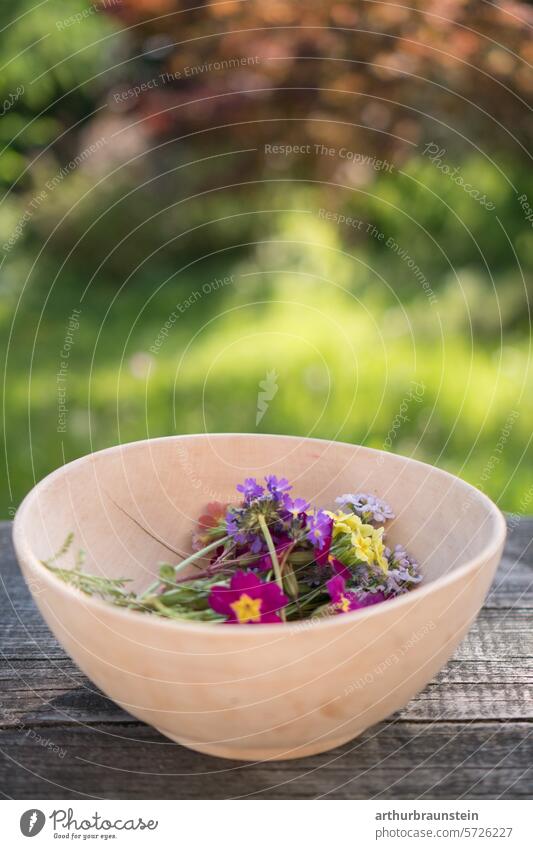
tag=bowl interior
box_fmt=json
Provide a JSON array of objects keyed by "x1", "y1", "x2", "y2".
[{"x1": 17, "y1": 434, "x2": 499, "y2": 594}]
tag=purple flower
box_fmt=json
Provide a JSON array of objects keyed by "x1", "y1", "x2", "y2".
[
  {"x1": 226, "y1": 509, "x2": 265, "y2": 553},
  {"x1": 236, "y1": 477, "x2": 265, "y2": 502},
  {"x1": 306, "y1": 510, "x2": 333, "y2": 551},
  {"x1": 249, "y1": 534, "x2": 264, "y2": 554},
  {"x1": 225, "y1": 510, "x2": 247, "y2": 544},
  {"x1": 282, "y1": 494, "x2": 310, "y2": 519},
  {"x1": 265, "y1": 475, "x2": 292, "y2": 500},
  {"x1": 387, "y1": 543, "x2": 418, "y2": 570},
  {"x1": 254, "y1": 534, "x2": 292, "y2": 572},
  {"x1": 359, "y1": 589, "x2": 387, "y2": 606},
  {"x1": 326, "y1": 575, "x2": 387, "y2": 614},
  {"x1": 208, "y1": 571, "x2": 289, "y2": 624},
  {"x1": 383, "y1": 544, "x2": 422, "y2": 594},
  {"x1": 336, "y1": 493, "x2": 394, "y2": 526}
]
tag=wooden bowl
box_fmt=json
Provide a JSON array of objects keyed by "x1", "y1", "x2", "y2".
[{"x1": 13, "y1": 434, "x2": 506, "y2": 761}]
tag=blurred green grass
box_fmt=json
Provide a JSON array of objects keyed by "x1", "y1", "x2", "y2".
[{"x1": 2, "y1": 190, "x2": 531, "y2": 516}]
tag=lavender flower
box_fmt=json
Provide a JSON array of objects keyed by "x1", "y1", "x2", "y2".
[
  {"x1": 306, "y1": 510, "x2": 333, "y2": 551},
  {"x1": 225, "y1": 508, "x2": 266, "y2": 553},
  {"x1": 236, "y1": 477, "x2": 265, "y2": 502},
  {"x1": 336, "y1": 492, "x2": 394, "y2": 526},
  {"x1": 265, "y1": 475, "x2": 292, "y2": 500},
  {"x1": 249, "y1": 534, "x2": 264, "y2": 554},
  {"x1": 225, "y1": 511, "x2": 248, "y2": 545},
  {"x1": 227, "y1": 476, "x2": 294, "y2": 554},
  {"x1": 387, "y1": 543, "x2": 420, "y2": 572},
  {"x1": 282, "y1": 494, "x2": 310, "y2": 519},
  {"x1": 383, "y1": 544, "x2": 422, "y2": 595}
]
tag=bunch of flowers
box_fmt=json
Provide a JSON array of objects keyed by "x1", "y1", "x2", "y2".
[{"x1": 44, "y1": 475, "x2": 422, "y2": 625}]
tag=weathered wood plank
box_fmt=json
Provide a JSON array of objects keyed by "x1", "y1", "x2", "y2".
[
  {"x1": 486, "y1": 518, "x2": 533, "y2": 608},
  {"x1": 0, "y1": 721, "x2": 531, "y2": 799}
]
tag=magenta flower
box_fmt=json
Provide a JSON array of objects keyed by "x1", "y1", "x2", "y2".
[
  {"x1": 208, "y1": 571, "x2": 289, "y2": 624},
  {"x1": 326, "y1": 575, "x2": 360, "y2": 613},
  {"x1": 312, "y1": 524, "x2": 354, "y2": 580},
  {"x1": 358, "y1": 590, "x2": 387, "y2": 607},
  {"x1": 326, "y1": 575, "x2": 386, "y2": 614},
  {"x1": 306, "y1": 510, "x2": 333, "y2": 551},
  {"x1": 310, "y1": 521, "x2": 350, "y2": 578},
  {"x1": 328, "y1": 555, "x2": 351, "y2": 580}
]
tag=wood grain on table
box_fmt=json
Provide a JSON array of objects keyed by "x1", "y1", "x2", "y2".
[{"x1": 1, "y1": 519, "x2": 531, "y2": 799}]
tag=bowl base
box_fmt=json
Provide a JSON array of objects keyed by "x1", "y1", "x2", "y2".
[{"x1": 154, "y1": 726, "x2": 355, "y2": 761}]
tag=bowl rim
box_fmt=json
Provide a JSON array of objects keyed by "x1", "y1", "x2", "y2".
[{"x1": 13, "y1": 433, "x2": 507, "y2": 636}]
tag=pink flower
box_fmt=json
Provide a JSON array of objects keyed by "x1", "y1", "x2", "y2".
[
  {"x1": 328, "y1": 555, "x2": 351, "y2": 581},
  {"x1": 326, "y1": 575, "x2": 386, "y2": 614},
  {"x1": 192, "y1": 501, "x2": 228, "y2": 550},
  {"x1": 208, "y1": 571, "x2": 289, "y2": 624}
]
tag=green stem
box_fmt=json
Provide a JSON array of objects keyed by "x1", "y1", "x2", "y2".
[
  {"x1": 285, "y1": 585, "x2": 325, "y2": 616},
  {"x1": 288, "y1": 550, "x2": 314, "y2": 566},
  {"x1": 175, "y1": 535, "x2": 230, "y2": 573},
  {"x1": 258, "y1": 515, "x2": 286, "y2": 621},
  {"x1": 280, "y1": 543, "x2": 299, "y2": 599},
  {"x1": 139, "y1": 579, "x2": 164, "y2": 600},
  {"x1": 140, "y1": 535, "x2": 230, "y2": 599}
]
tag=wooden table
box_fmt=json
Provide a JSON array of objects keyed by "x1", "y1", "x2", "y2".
[{"x1": 1, "y1": 518, "x2": 531, "y2": 799}]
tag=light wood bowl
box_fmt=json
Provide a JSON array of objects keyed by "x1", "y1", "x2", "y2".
[{"x1": 13, "y1": 434, "x2": 506, "y2": 761}]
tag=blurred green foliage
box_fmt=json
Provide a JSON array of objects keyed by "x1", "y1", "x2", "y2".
[
  {"x1": 1, "y1": 0, "x2": 532, "y2": 516},
  {"x1": 0, "y1": 0, "x2": 120, "y2": 186}
]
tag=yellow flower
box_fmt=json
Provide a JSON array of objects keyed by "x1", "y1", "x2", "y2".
[
  {"x1": 337, "y1": 594, "x2": 351, "y2": 613},
  {"x1": 230, "y1": 593, "x2": 263, "y2": 624},
  {"x1": 329, "y1": 510, "x2": 364, "y2": 537},
  {"x1": 359, "y1": 521, "x2": 375, "y2": 538},
  {"x1": 328, "y1": 510, "x2": 388, "y2": 570},
  {"x1": 372, "y1": 528, "x2": 389, "y2": 573},
  {"x1": 351, "y1": 531, "x2": 373, "y2": 563}
]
